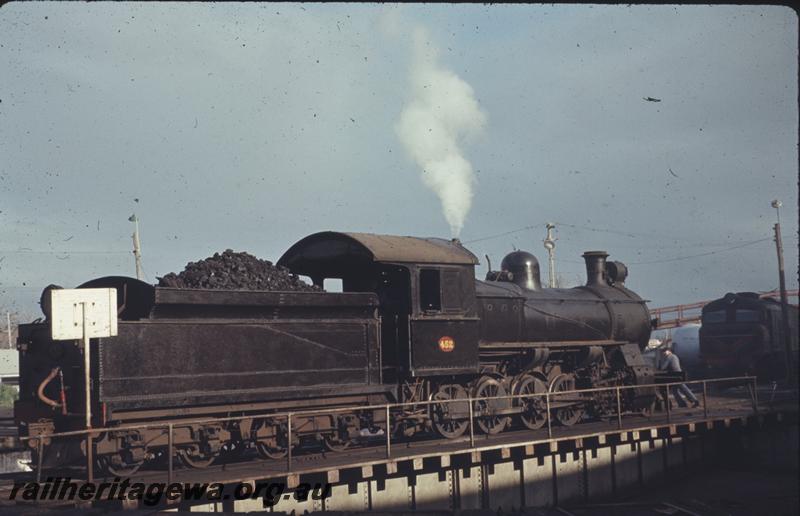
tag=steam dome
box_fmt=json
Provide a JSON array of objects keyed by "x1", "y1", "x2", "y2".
[{"x1": 500, "y1": 251, "x2": 542, "y2": 290}]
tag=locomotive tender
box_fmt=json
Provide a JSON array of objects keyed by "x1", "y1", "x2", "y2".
[{"x1": 15, "y1": 231, "x2": 655, "y2": 474}]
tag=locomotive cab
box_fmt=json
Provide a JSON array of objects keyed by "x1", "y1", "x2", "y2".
[
  {"x1": 278, "y1": 232, "x2": 482, "y2": 380},
  {"x1": 406, "y1": 263, "x2": 480, "y2": 377}
]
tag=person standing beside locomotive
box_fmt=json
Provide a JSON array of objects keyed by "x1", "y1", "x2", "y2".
[{"x1": 659, "y1": 347, "x2": 701, "y2": 408}]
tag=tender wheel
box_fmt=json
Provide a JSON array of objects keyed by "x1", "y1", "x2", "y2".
[
  {"x1": 98, "y1": 453, "x2": 145, "y2": 477},
  {"x1": 473, "y1": 377, "x2": 511, "y2": 435},
  {"x1": 515, "y1": 374, "x2": 548, "y2": 430},
  {"x1": 430, "y1": 384, "x2": 470, "y2": 439},
  {"x1": 177, "y1": 447, "x2": 218, "y2": 469},
  {"x1": 324, "y1": 414, "x2": 357, "y2": 452},
  {"x1": 323, "y1": 434, "x2": 352, "y2": 452},
  {"x1": 550, "y1": 374, "x2": 585, "y2": 426},
  {"x1": 255, "y1": 441, "x2": 288, "y2": 460},
  {"x1": 255, "y1": 421, "x2": 289, "y2": 460}
]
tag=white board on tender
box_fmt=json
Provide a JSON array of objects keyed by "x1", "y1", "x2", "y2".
[{"x1": 50, "y1": 288, "x2": 118, "y2": 340}]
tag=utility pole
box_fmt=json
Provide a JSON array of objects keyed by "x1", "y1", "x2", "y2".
[
  {"x1": 771, "y1": 200, "x2": 795, "y2": 387},
  {"x1": 543, "y1": 223, "x2": 557, "y2": 288},
  {"x1": 6, "y1": 312, "x2": 11, "y2": 349},
  {"x1": 129, "y1": 214, "x2": 144, "y2": 280}
]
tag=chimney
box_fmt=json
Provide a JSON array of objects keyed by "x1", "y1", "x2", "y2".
[{"x1": 582, "y1": 251, "x2": 609, "y2": 287}]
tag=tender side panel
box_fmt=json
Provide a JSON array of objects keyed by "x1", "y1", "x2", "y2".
[
  {"x1": 98, "y1": 319, "x2": 380, "y2": 410},
  {"x1": 151, "y1": 288, "x2": 378, "y2": 320}
]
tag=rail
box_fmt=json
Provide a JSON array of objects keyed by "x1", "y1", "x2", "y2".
[{"x1": 19, "y1": 375, "x2": 759, "y2": 484}]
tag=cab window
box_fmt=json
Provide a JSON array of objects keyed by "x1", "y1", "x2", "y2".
[
  {"x1": 419, "y1": 269, "x2": 441, "y2": 312},
  {"x1": 703, "y1": 310, "x2": 726, "y2": 324},
  {"x1": 441, "y1": 269, "x2": 462, "y2": 312},
  {"x1": 734, "y1": 309, "x2": 761, "y2": 323}
]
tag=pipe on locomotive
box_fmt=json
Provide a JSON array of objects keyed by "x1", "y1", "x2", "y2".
[{"x1": 37, "y1": 367, "x2": 62, "y2": 410}]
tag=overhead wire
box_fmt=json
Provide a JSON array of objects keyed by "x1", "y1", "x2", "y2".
[
  {"x1": 464, "y1": 221, "x2": 674, "y2": 244},
  {"x1": 463, "y1": 225, "x2": 539, "y2": 244},
  {"x1": 0, "y1": 249, "x2": 130, "y2": 255},
  {"x1": 628, "y1": 237, "x2": 772, "y2": 265},
  {"x1": 463, "y1": 221, "x2": 781, "y2": 267},
  {"x1": 553, "y1": 221, "x2": 654, "y2": 239},
  {"x1": 464, "y1": 220, "x2": 781, "y2": 248}
]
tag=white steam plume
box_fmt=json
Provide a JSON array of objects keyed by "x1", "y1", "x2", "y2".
[{"x1": 395, "y1": 28, "x2": 487, "y2": 237}]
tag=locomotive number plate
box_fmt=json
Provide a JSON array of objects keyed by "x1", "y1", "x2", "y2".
[{"x1": 438, "y1": 336, "x2": 455, "y2": 352}]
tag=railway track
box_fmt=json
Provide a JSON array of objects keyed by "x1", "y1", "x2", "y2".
[{"x1": 0, "y1": 392, "x2": 772, "y2": 496}]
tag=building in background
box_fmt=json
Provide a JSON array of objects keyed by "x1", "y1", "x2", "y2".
[{"x1": 0, "y1": 350, "x2": 18, "y2": 389}]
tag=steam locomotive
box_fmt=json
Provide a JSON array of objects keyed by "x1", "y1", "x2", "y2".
[
  {"x1": 699, "y1": 292, "x2": 799, "y2": 380},
  {"x1": 15, "y1": 231, "x2": 655, "y2": 475}
]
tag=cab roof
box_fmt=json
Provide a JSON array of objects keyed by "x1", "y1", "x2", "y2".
[{"x1": 278, "y1": 231, "x2": 479, "y2": 278}]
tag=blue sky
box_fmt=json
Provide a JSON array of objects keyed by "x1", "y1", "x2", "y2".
[{"x1": 1, "y1": 3, "x2": 797, "y2": 319}]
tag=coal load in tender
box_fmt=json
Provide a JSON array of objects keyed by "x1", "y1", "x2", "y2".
[{"x1": 157, "y1": 249, "x2": 323, "y2": 291}]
